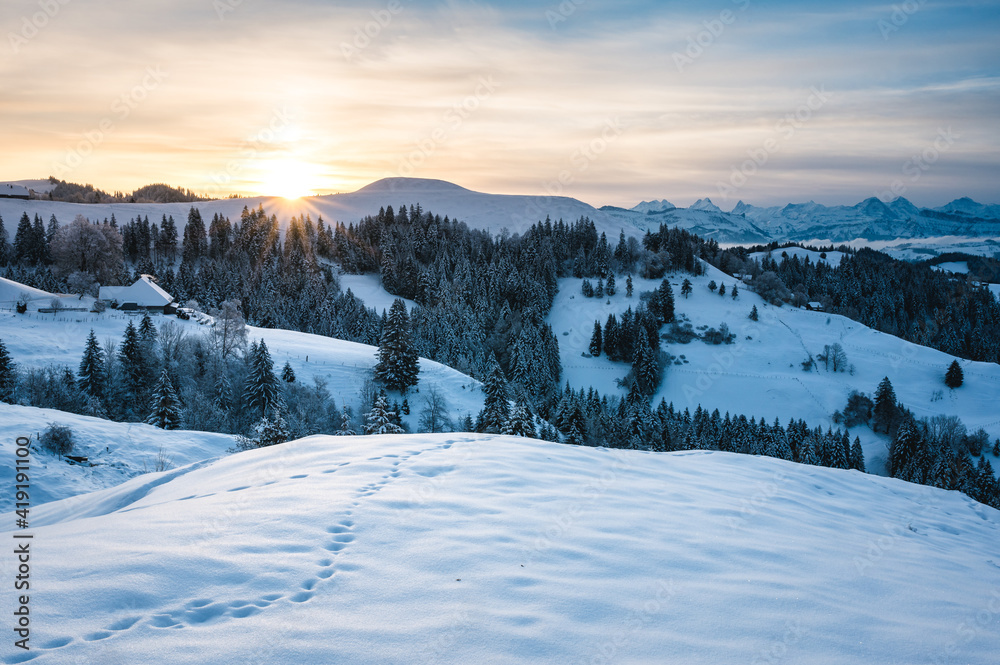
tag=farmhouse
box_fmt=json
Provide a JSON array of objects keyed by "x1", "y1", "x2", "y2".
[
  {"x1": 0, "y1": 183, "x2": 30, "y2": 200},
  {"x1": 98, "y1": 275, "x2": 176, "y2": 312}
]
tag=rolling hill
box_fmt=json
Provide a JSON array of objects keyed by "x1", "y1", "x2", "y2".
[{"x1": 2, "y1": 432, "x2": 998, "y2": 664}]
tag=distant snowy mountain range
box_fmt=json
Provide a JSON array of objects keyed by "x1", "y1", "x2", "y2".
[{"x1": 3, "y1": 177, "x2": 999, "y2": 244}]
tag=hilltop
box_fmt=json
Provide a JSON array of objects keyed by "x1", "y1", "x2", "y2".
[{"x1": 4, "y1": 432, "x2": 998, "y2": 664}]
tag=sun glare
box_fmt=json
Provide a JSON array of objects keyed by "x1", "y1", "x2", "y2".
[{"x1": 258, "y1": 158, "x2": 324, "y2": 199}]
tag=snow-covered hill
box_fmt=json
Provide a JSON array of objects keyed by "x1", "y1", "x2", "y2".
[
  {"x1": 0, "y1": 404, "x2": 235, "y2": 513},
  {"x1": 4, "y1": 177, "x2": 998, "y2": 245},
  {"x1": 548, "y1": 263, "x2": 1000, "y2": 474},
  {"x1": 3, "y1": 433, "x2": 997, "y2": 664}
]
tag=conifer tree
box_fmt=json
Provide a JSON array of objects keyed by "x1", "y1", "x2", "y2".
[
  {"x1": 749, "y1": 305, "x2": 759, "y2": 321},
  {"x1": 254, "y1": 412, "x2": 290, "y2": 446},
  {"x1": 146, "y1": 369, "x2": 183, "y2": 430},
  {"x1": 0, "y1": 213, "x2": 10, "y2": 266},
  {"x1": 718, "y1": 282, "x2": 726, "y2": 297},
  {"x1": 606, "y1": 273, "x2": 616, "y2": 296},
  {"x1": 0, "y1": 338, "x2": 15, "y2": 404},
  {"x1": 632, "y1": 327, "x2": 660, "y2": 396},
  {"x1": 478, "y1": 355, "x2": 510, "y2": 433},
  {"x1": 604, "y1": 314, "x2": 620, "y2": 361},
  {"x1": 182, "y1": 207, "x2": 208, "y2": 264},
  {"x1": 626, "y1": 274, "x2": 633, "y2": 298},
  {"x1": 873, "y1": 376, "x2": 898, "y2": 434},
  {"x1": 850, "y1": 437, "x2": 866, "y2": 472},
  {"x1": 889, "y1": 417, "x2": 920, "y2": 476},
  {"x1": 945, "y1": 360, "x2": 963, "y2": 389},
  {"x1": 502, "y1": 400, "x2": 535, "y2": 438},
  {"x1": 13, "y1": 213, "x2": 34, "y2": 263},
  {"x1": 244, "y1": 339, "x2": 282, "y2": 420},
  {"x1": 335, "y1": 405, "x2": 357, "y2": 435},
  {"x1": 731, "y1": 284, "x2": 739, "y2": 300},
  {"x1": 118, "y1": 321, "x2": 148, "y2": 415},
  {"x1": 589, "y1": 321, "x2": 602, "y2": 357},
  {"x1": 138, "y1": 311, "x2": 158, "y2": 343},
  {"x1": 281, "y1": 361, "x2": 296, "y2": 383},
  {"x1": 681, "y1": 278, "x2": 693, "y2": 298},
  {"x1": 364, "y1": 392, "x2": 404, "y2": 434},
  {"x1": 374, "y1": 299, "x2": 419, "y2": 392},
  {"x1": 77, "y1": 329, "x2": 105, "y2": 400},
  {"x1": 651, "y1": 279, "x2": 675, "y2": 323}
]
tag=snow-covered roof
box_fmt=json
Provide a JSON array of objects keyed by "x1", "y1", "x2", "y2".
[
  {"x1": 0, "y1": 183, "x2": 30, "y2": 198},
  {"x1": 98, "y1": 275, "x2": 174, "y2": 306}
]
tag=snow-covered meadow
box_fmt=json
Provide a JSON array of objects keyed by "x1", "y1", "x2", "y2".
[
  {"x1": 2, "y1": 433, "x2": 998, "y2": 664},
  {"x1": 548, "y1": 263, "x2": 1000, "y2": 474}
]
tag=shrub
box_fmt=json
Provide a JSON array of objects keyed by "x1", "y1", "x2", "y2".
[
  {"x1": 841, "y1": 391, "x2": 874, "y2": 427},
  {"x1": 753, "y1": 271, "x2": 791, "y2": 306},
  {"x1": 965, "y1": 428, "x2": 989, "y2": 456},
  {"x1": 40, "y1": 424, "x2": 74, "y2": 456}
]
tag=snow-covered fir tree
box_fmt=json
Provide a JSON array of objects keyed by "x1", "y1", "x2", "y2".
[
  {"x1": 0, "y1": 337, "x2": 15, "y2": 404},
  {"x1": 478, "y1": 354, "x2": 510, "y2": 434},
  {"x1": 335, "y1": 405, "x2": 357, "y2": 435},
  {"x1": 146, "y1": 369, "x2": 183, "y2": 430},
  {"x1": 281, "y1": 361, "x2": 296, "y2": 383},
  {"x1": 589, "y1": 321, "x2": 602, "y2": 357},
  {"x1": 374, "y1": 298, "x2": 419, "y2": 392},
  {"x1": 244, "y1": 339, "x2": 283, "y2": 421},
  {"x1": 365, "y1": 392, "x2": 404, "y2": 435},
  {"x1": 77, "y1": 329, "x2": 105, "y2": 401},
  {"x1": 502, "y1": 400, "x2": 535, "y2": 438}
]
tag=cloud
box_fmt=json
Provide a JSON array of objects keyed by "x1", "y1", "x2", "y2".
[{"x1": 0, "y1": 0, "x2": 997, "y2": 206}]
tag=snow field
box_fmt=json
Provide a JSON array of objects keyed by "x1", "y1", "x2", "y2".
[
  {"x1": 547, "y1": 262, "x2": 1000, "y2": 474},
  {"x1": 0, "y1": 403, "x2": 235, "y2": 514},
  {"x1": 0, "y1": 288, "x2": 484, "y2": 428},
  {"x1": 2, "y1": 434, "x2": 998, "y2": 664}
]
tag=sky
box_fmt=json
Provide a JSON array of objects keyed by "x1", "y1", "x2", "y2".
[{"x1": 1, "y1": 0, "x2": 998, "y2": 209}]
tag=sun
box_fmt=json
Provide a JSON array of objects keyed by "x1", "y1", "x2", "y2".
[{"x1": 257, "y1": 158, "x2": 324, "y2": 199}]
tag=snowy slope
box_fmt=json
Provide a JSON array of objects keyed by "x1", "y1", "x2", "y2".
[
  {"x1": 748, "y1": 247, "x2": 848, "y2": 266},
  {"x1": 548, "y1": 265, "x2": 1000, "y2": 473},
  {"x1": 0, "y1": 276, "x2": 483, "y2": 426},
  {"x1": 0, "y1": 276, "x2": 76, "y2": 310},
  {"x1": 2, "y1": 433, "x2": 998, "y2": 664},
  {"x1": 0, "y1": 403, "x2": 234, "y2": 513}
]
